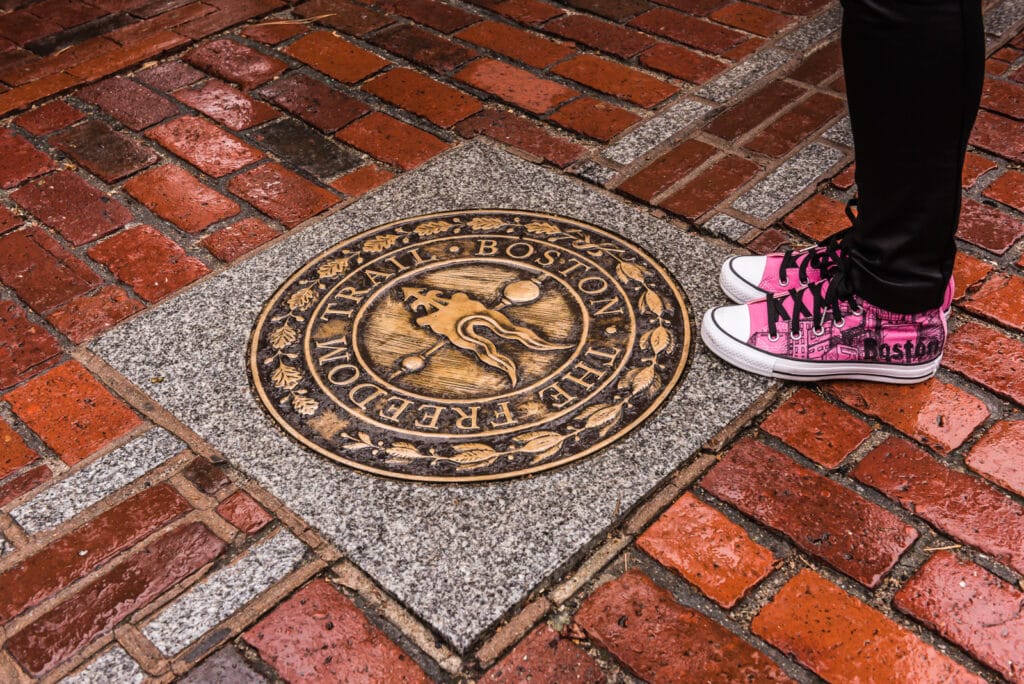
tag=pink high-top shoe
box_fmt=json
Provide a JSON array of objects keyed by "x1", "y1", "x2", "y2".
[{"x1": 720, "y1": 229, "x2": 846, "y2": 303}]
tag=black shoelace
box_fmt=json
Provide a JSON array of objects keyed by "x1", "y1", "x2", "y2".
[
  {"x1": 765, "y1": 267, "x2": 861, "y2": 340},
  {"x1": 776, "y1": 200, "x2": 858, "y2": 287}
]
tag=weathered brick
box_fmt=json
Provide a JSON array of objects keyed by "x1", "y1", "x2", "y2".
[
  {"x1": 562, "y1": 0, "x2": 651, "y2": 20},
  {"x1": 182, "y1": 456, "x2": 229, "y2": 494},
  {"x1": 330, "y1": 164, "x2": 395, "y2": 197},
  {"x1": 124, "y1": 164, "x2": 240, "y2": 234},
  {"x1": 45, "y1": 284, "x2": 143, "y2": 344},
  {"x1": 456, "y1": 109, "x2": 584, "y2": 168},
  {"x1": 285, "y1": 31, "x2": 388, "y2": 84},
  {"x1": 637, "y1": 492, "x2": 774, "y2": 608},
  {"x1": 259, "y1": 73, "x2": 369, "y2": 133},
  {"x1": 0, "y1": 72, "x2": 83, "y2": 118},
  {"x1": 944, "y1": 322, "x2": 1024, "y2": 404},
  {"x1": 134, "y1": 60, "x2": 204, "y2": 91},
  {"x1": 0, "y1": 226, "x2": 101, "y2": 313},
  {"x1": 617, "y1": 139, "x2": 717, "y2": 203},
  {"x1": 0, "y1": 10, "x2": 62, "y2": 45},
  {"x1": 951, "y1": 251, "x2": 993, "y2": 300},
  {"x1": 455, "y1": 20, "x2": 573, "y2": 68},
  {"x1": 67, "y1": 31, "x2": 188, "y2": 83},
  {"x1": 88, "y1": 224, "x2": 211, "y2": 302},
  {"x1": 6, "y1": 522, "x2": 225, "y2": 676},
  {"x1": 457, "y1": 58, "x2": 577, "y2": 114},
  {"x1": 0, "y1": 414, "x2": 36, "y2": 480},
  {"x1": 294, "y1": 0, "x2": 393, "y2": 37},
  {"x1": 75, "y1": 76, "x2": 178, "y2": 130},
  {"x1": 147, "y1": 115, "x2": 263, "y2": 177},
  {"x1": 783, "y1": 193, "x2": 850, "y2": 240},
  {"x1": 14, "y1": 100, "x2": 84, "y2": 134},
  {"x1": 549, "y1": 96, "x2": 640, "y2": 142},
  {"x1": 629, "y1": 7, "x2": 746, "y2": 55},
  {"x1": 0, "y1": 204, "x2": 22, "y2": 234},
  {"x1": 0, "y1": 464, "x2": 51, "y2": 508},
  {"x1": 971, "y1": 110, "x2": 1024, "y2": 163},
  {"x1": 487, "y1": 0, "x2": 564, "y2": 24},
  {"x1": 6, "y1": 361, "x2": 142, "y2": 465},
  {"x1": 760, "y1": 388, "x2": 871, "y2": 468},
  {"x1": 830, "y1": 162, "x2": 855, "y2": 190},
  {"x1": 0, "y1": 129, "x2": 55, "y2": 189},
  {"x1": 705, "y1": 80, "x2": 805, "y2": 141},
  {"x1": 370, "y1": 24, "x2": 478, "y2": 73},
  {"x1": 752, "y1": 569, "x2": 981, "y2": 683},
  {"x1": 638, "y1": 42, "x2": 726, "y2": 84},
  {"x1": 660, "y1": 154, "x2": 759, "y2": 219},
  {"x1": 546, "y1": 14, "x2": 655, "y2": 58},
  {"x1": 377, "y1": 0, "x2": 478, "y2": 33},
  {"x1": 744, "y1": 93, "x2": 845, "y2": 157},
  {"x1": 338, "y1": 111, "x2": 449, "y2": 171},
  {"x1": 788, "y1": 40, "x2": 841, "y2": 85},
  {"x1": 701, "y1": 439, "x2": 918, "y2": 587},
  {"x1": 173, "y1": 79, "x2": 279, "y2": 130},
  {"x1": 747, "y1": 227, "x2": 793, "y2": 254},
  {"x1": 50, "y1": 119, "x2": 158, "y2": 182},
  {"x1": 200, "y1": 217, "x2": 280, "y2": 262},
  {"x1": 0, "y1": 299, "x2": 61, "y2": 390},
  {"x1": 363, "y1": 67, "x2": 482, "y2": 127},
  {"x1": 752, "y1": 0, "x2": 827, "y2": 13},
  {"x1": 966, "y1": 420, "x2": 1024, "y2": 497},
  {"x1": 0, "y1": 484, "x2": 190, "y2": 622},
  {"x1": 956, "y1": 198, "x2": 1024, "y2": 254},
  {"x1": 982, "y1": 76, "x2": 1024, "y2": 120},
  {"x1": 552, "y1": 54, "x2": 676, "y2": 108},
  {"x1": 983, "y1": 169, "x2": 1024, "y2": 213},
  {"x1": 481, "y1": 624, "x2": 604, "y2": 683},
  {"x1": 228, "y1": 162, "x2": 338, "y2": 228},
  {"x1": 216, "y1": 491, "x2": 271, "y2": 533},
  {"x1": 962, "y1": 272, "x2": 1024, "y2": 332},
  {"x1": 711, "y1": 2, "x2": 793, "y2": 36},
  {"x1": 176, "y1": 0, "x2": 285, "y2": 40},
  {"x1": 184, "y1": 38, "x2": 287, "y2": 90},
  {"x1": 853, "y1": 436, "x2": 1024, "y2": 576},
  {"x1": 894, "y1": 552, "x2": 1024, "y2": 684},
  {"x1": 253, "y1": 118, "x2": 359, "y2": 178},
  {"x1": 240, "y1": 20, "x2": 306, "y2": 44},
  {"x1": 575, "y1": 570, "x2": 791, "y2": 682},
  {"x1": 243, "y1": 580, "x2": 429, "y2": 682}
]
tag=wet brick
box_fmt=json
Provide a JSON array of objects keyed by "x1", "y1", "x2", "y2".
[
  {"x1": 788, "y1": 40, "x2": 841, "y2": 85},
  {"x1": 480, "y1": 624, "x2": 604, "y2": 683},
  {"x1": 638, "y1": 43, "x2": 726, "y2": 84},
  {"x1": 0, "y1": 73, "x2": 83, "y2": 119},
  {"x1": 50, "y1": 119, "x2": 158, "y2": 182},
  {"x1": 457, "y1": 58, "x2": 577, "y2": 114},
  {"x1": 956, "y1": 198, "x2": 1024, "y2": 254},
  {"x1": 561, "y1": 0, "x2": 652, "y2": 21},
  {"x1": 970, "y1": 110, "x2": 1024, "y2": 164},
  {"x1": 147, "y1": 115, "x2": 263, "y2": 177},
  {"x1": 184, "y1": 38, "x2": 287, "y2": 90},
  {"x1": 455, "y1": 109, "x2": 584, "y2": 168},
  {"x1": 124, "y1": 164, "x2": 240, "y2": 233},
  {"x1": 250, "y1": 118, "x2": 361, "y2": 178},
  {"x1": 0, "y1": 299, "x2": 61, "y2": 390},
  {"x1": 966, "y1": 420, "x2": 1024, "y2": 497},
  {"x1": 629, "y1": 8, "x2": 746, "y2": 54},
  {"x1": 46, "y1": 284, "x2": 144, "y2": 344},
  {"x1": 982, "y1": 76, "x2": 1024, "y2": 120},
  {"x1": 983, "y1": 169, "x2": 1024, "y2": 213},
  {"x1": 0, "y1": 205, "x2": 22, "y2": 234},
  {"x1": 701, "y1": 438, "x2": 918, "y2": 587},
  {"x1": 176, "y1": 0, "x2": 285, "y2": 40},
  {"x1": 216, "y1": 491, "x2": 271, "y2": 533},
  {"x1": 548, "y1": 96, "x2": 640, "y2": 142},
  {"x1": 377, "y1": 0, "x2": 478, "y2": 33},
  {"x1": 545, "y1": 13, "x2": 655, "y2": 58},
  {"x1": 173, "y1": 79, "x2": 279, "y2": 131},
  {"x1": 0, "y1": 464, "x2": 51, "y2": 508},
  {"x1": 200, "y1": 217, "x2": 280, "y2": 262},
  {"x1": 704, "y1": 80, "x2": 805, "y2": 141},
  {"x1": 711, "y1": 2, "x2": 793, "y2": 36},
  {"x1": 660, "y1": 154, "x2": 759, "y2": 220},
  {"x1": 963, "y1": 272, "x2": 1024, "y2": 331},
  {"x1": 241, "y1": 20, "x2": 305, "y2": 45},
  {"x1": 75, "y1": 76, "x2": 177, "y2": 130},
  {"x1": 617, "y1": 139, "x2": 717, "y2": 203},
  {"x1": 0, "y1": 128, "x2": 55, "y2": 188},
  {"x1": 13, "y1": 100, "x2": 84, "y2": 134},
  {"x1": 363, "y1": 67, "x2": 482, "y2": 128},
  {"x1": 0, "y1": 226, "x2": 101, "y2": 313},
  {"x1": 369, "y1": 24, "x2": 478, "y2": 74},
  {"x1": 944, "y1": 322, "x2": 1024, "y2": 405},
  {"x1": 259, "y1": 73, "x2": 369, "y2": 133},
  {"x1": 285, "y1": 31, "x2": 387, "y2": 84},
  {"x1": 744, "y1": 92, "x2": 845, "y2": 157},
  {"x1": 962, "y1": 152, "x2": 996, "y2": 188},
  {"x1": 783, "y1": 193, "x2": 851, "y2": 241},
  {"x1": 455, "y1": 20, "x2": 573, "y2": 68},
  {"x1": 760, "y1": 388, "x2": 871, "y2": 468},
  {"x1": 134, "y1": 60, "x2": 204, "y2": 91},
  {"x1": 331, "y1": 164, "x2": 395, "y2": 196},
  {"x1": 951, "y1": 251, "x2": 993, "y2": 300},
  {"x1": 293, "y1": 0, "x2": 393, "y2": 37},
  {"x1": 483, "y1": 0, "x2": 564, "y2": 24},
  {"x1": 552, "y1": 54, "x2": 676, "y2": 108},
  {"x1": 228, "y1": 162, "x2": 339, "y2": 227},
  {"x1": 338, "y1": 111, "x2": 449, "y2": 171},
  {"x1": 0, "y1": 413, "x2": 37, "y2": 480},
  {"x1": 853, "y1": 436, "x2": 1024, "y2": 575}
]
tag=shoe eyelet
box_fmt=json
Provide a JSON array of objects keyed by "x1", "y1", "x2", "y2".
[
  {"x1": 767, "y1": 332, "x2": 780, "y2": 342},
  {"x1": 778, "y1": 277, "x2": 789, "y2": 287},
  {"x1": 833, "y1": 316, "x2": 846, "y2": 329},
  {"x1": 799, "y1": 278, "x2": 808, "y2": 286},
  {"x1": 812, "y1": 326, "x2": 824, "y2": 336},
  {"x1": 789, "y1": 330, "x2": 802, "y2": 341},
  {"x1": 850, "y1": 305, "x2": 864, "y2": 315}
]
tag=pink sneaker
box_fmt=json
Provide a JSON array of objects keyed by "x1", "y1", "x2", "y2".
[
  {"x1": 720, "y1": 232, "x2": 845, "y2": 303},
  {"x1": 701, "y1": 272, "x2": 946, "y2": 383}
]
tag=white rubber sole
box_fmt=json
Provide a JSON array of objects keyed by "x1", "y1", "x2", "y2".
[
  {"x1": 700, "y1": 308, "x2": 941, "y2": 384},
  {"x1": 719, "y1": 257, "x2": 768, "y2": 304}
]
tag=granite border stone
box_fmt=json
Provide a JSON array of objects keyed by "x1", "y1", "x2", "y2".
[
  {"x1": 732, "y1": 143, "x2": 845, "y2": 219},
  {"x1": 63, "y1": 647, "x2": 145, "y2": 684},
  {"x1": 603, "y1": 100, "x2": 713, "y2": 165}
]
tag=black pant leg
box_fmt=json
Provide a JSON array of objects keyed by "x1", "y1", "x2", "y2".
[{"x1": 839, "y1": 0, "x2": 984, "y2": 313}]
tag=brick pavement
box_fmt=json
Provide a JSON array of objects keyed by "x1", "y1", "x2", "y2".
[{"x1": 0, "y1": 0, "x2": 1023, "y2": 681}]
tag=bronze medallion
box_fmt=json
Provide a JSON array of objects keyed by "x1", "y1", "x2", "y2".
[{"x1": 249, "y1": 210, "x2": 690, "y2": 482}]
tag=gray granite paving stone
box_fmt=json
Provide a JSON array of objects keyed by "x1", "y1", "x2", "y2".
[
  {"x1": 92, "y1": 140, "x2": 770, "y2": 650},
  {"x1": 62, "y1": 646, "x2": 145, "y2": 684},
  {"x1": 702, "y1": 213, "x2": 756, "y2": 241},
  {"x1": 823, "y1": 116, "x2": 853, "y2": 148},
  {"x1": 776, "y1": 3, "x2": 842, "y2": 51},
  {"x1": 572, "y1": 160, "x2": 617, "y2": 185},
  {"x1": 732, "y1": 143, "x2": 845, "y2": 219},
  {"x1": 11, "y1": 428, "x2": 184, "y2": 535},
  {"x1": 179, "y1": 645, "x2": 268, "y2": 683},
  {"x1": 695, "y1": 48, "x2": 792, "y2": 104},
  {"x1": 985, "y1": 0, "x2": 1024, "y2": 38},
  {"x1": 0, "y1": 533, "x2": 10, "y2": 556},
  {"x1": 603, "y1": 99, "x2": 713, "y2": 165},
  {"x1": 143, "y1": 530, "x2": 306, "y2": 656}
]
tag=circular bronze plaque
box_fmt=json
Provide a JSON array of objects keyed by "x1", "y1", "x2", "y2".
[{"x1": 250, "y1": 210, "x2": 690, "y2": 482}]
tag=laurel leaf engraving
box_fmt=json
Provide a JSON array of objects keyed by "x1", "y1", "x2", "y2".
[
  {"x1": 343, "y1": 442, "x2": 373, "y2": 451},
  {"x1": 448, "y1": 445, "x2": 499, "y2": 463},
  {"x1": 357, "y1": 432, "x2": 373, "y2": 445},
  {"x1": 453, "y1": 442, "x2": 495, "y2": 453},
  {"x1": 583, "y1": 404, "x2": 622, "y2": 430},
  {"x1": 288, "y1": 287, "x2": 316, "y2": 312},
  {"x1": 649, "y1": 327, "x2": 672, "y2": 355},
  {"x1": 271, "y1": 362, "x2": 303, "y2": 390},
  {"x1": 291, "y1": 395, "x2": 319, "y2": 416},
  {"x1": 317, "y1": 257, "x2": 350, "y2": 279},
  {"x1": 269, "y1": 324, "x2": 297, "y2": 350},
  {"x1": 415, "y1": 220, "x2": 452, "y2": 237},
  {"x1": 640, "y1": 289, "x2": 664, "y2": 316},
  {"x1": 615, "y1": 261, "x2": 646, "y2": 284},
  {"x1": 362, "y1": 233, "x2": 400, "y2": 253},
  {"x1": 524, "y1": 221, "x2": 561, "y2": 235},
  {"x1": 468, "y1": 217, "x2": 504, "y2": 231},
  {"x1": 630, "y1": 365, "x2": 657, "y2": 395},
  {"x1": 386, "y1": 441, "x2": 425, "y2": 459},
  {"x1": 529, "y1": 444, "x2": 564, "y2": 464},
  {"x1": 517, "y1": 432, "x2": 566, "y2": 454}
]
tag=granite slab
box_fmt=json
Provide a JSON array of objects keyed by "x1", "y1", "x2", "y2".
[{"x1": 92, "y1": 140, "x2": 770, "y2": 651}]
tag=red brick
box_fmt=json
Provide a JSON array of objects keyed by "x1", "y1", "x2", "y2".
[
  {"x1": 88, "y1": 225, "x2": 211, "y2": 302},
  {"x1": 0, "y1": 204, "x2": 22, "y2": 234},
  {"x1": 966, "y1": 420, "x2": 1024, "y2": 497},
  {"x1": 722, "y1": 36, "x2": 764, "y2": 61},
  {"x1": 617, "y1": 139, "x2": 717, "y2": 202},
  {"x1": 147, "y1": 116, "x2": 263, "y2": 177},
  {"x1": 629, "y1": 8, "x2": 746, "y2": 54},
  {"x1": 338, "y1": 112, "x2": 449, "y2": 171},
  {"x1": 0, "y1": 128, "x2": 54, "y2": 189},
  {"x1": 75, "y1": 76, "x2": 177, "y2": 131},
  {"x1": 6, "y1": 361, "x2": 141, "y2": 465},
  {"x1": 961, "y1": 152, "x2": 995, "y2": 188},
  {"x1": 370, "y1": 24, "x2": 478, "y2": 74},
  {"x1": 174, "y1": 79, "x2": 279, "y2": 131},
  {"x1": 259, "y1": 73, "x2": 369, "y2": 133},
  {"x1": 752, "y1": 569, "x2": 981, "y2": 683},
  {"x1": 638, "y1": 42, "x2": 726, "y2": 84},
  {"x1": 216, "y1": 491, "x2": 271, "y2": 533},
  {"x1": 134, "y1": 61, "x2": 204, "y2": 91},
  {"x1": 45, "y1": 285, "x2": 144, "y2": 344},
  {"x1": 228, "y1": 163, "x2": 338, "y2": 228},
  {"x1": 108, "y1": 4, "x2": 218, "y2": 44},
  {"x1": 363, "y1": 67, "x2": 482, "y2": 128},
  {"x1": 830, "y1": 162, "x2": 855, "y2": 189},
  {"x1": 456, "y1": 109, "x2": 584, "y2": 168},
  {"x1": 200, "y1": 218, "x2": 281, "y2": 262},
  {"x1": 747, "y1": 227, "x2": 792, "y2": 254},
  {"x1": 945, "y1": 322, "x2": 1024, "y2": 404},
  {"x1": 546, "y1": 14, "x2": 655, "y2": 58},
  {"x1": 549, "y1": 96, "x2": 640, "y2": 142},
  {"x1": 25, "y1": 0, "x2": 106, "y2": 29},
  {"x1": 243, "y1": 579, "x2": 429, "y2": 683},
  {"x1": 753, "y1": 0, "x2": 828, "y2": 12},
  {"x1": 457, "y1": 58, "x2": 577, "y2": 114},
  {"x1": 241, "y1": 21, "x2": 306, "y2": 44},
  {"x1": 0, "y1": 226, "x2": 101, "y2": 313},
  {"x1": 957, "y1": 198, "x2": 1024, "y2": 254},
  {"x1": 951, "y1": 251, "x2": 992, "y2": 300},
  {"x1": 2, "y1": 37, "x2": 120, "y2": 87},
  {"x1": 704, "y1": 80, "x2": 805, "y2": 141},
  {"x1": 575, "y1": 570, "x2": 791, "y2": 682},
  {"x1": 0, "y1": 299, "x2": 60, "y2": 390},
  {"x1": 982, "y1": 76, "x2": 1024, "y2": 120},
  {"x1": 0, "y1": 484, "x2": 190, "y2": 623},
  {"x1": 330, "y1": 164, "x2": 395, "y2": 197},
  {"x1": 781, "y1": 194, "x2": 850, "y2": 241},
  {"x1": 993, "y1": 46, "x2": 1022, "y2": 61},
  {"x1": 963, "y1": 272, "x2": 1024, "y2": 331},
  {"x1": 67, "y1": 31, "x2": 189, "y2": 83},
  {"x1": 983, "y1": 168, "x2": 1024, "y2": 213},
  {"x1": 377, "y1": 0, "x2": 478, "y2": 33},
  {"x1": 0, "y1": 464, "x2": 51, "y2": 508},
  {"x1": 0, "y1": 414, "x2": 36, "y2": 480},
  {"x1": 455, "y1": 20, "x2": 573, "y2": 68},
  {"x1": 13, "y1": 101, "x2": 84, "y2": 135},
  {"x1": 637, "y1": 492, "x2": 774, "y2": 608},
  {"x1": 711, "y1": 2, "x2": 792, "y2": 35},
  {"x1": 50, "y1": 119, "x2": 159, "y2": 183},
  {"x1": 828, "y1": 378, "x2": 988, "y2": 454},
  {"x1": 124, "y1": 165, "x2": 240, "y2": 234},
  {"x1": 294, "y1": 0, "x2": 393, "y2": 37},
  {"x1": 285, "y1": 31, "x2": 388, "y2": 84},
  {"x1": 788, "y1": 40, "x2": 841, "y2": 85},
  {"x1": 552, "y1": 54, "x2": 675, "y2": 108},
  {"x1": 488, "y1": 0, "x2": 563, "y2": 24},
  {"x1": 561, "y1": 0, "x2": 651, "y2": 20},
  {"x1": 895, "y1": 552, "x2": 1024, "y2": 683},
  {"x1": 0, "y1": 11, "x2": 61, "y2": 45},
  {"x1": 853, "y1": 436, "x2": 1024, "y2": 576},
  {"x1": 182, "y1": 456, "x2": 229, "y2": 494},
  {"x1": 760, "y1": 388, "x2": 870, "y2": 468},
  {"x1": 987, "y1": 59, "x2": 1010, "y2": 76},
  {"x1": 7, "y1": 522, "x2": 225, "y2": 676},
  {"x1": 971, "y1": 110, "x2": 1024, "y2": 164},
  {"x1": 746, "y1": 92, "x2": 845, "y2": 157},
  {"x1": 481, "y1": 624, "x2": 604, "y2": 683},
  {"x1": 176, "y1": 0, "x2": 285, "y2": 39},
  {"x1": 701, "y1": 439, "x2": 918, "y2": 587},
  {"x1": 660, "y1": 154, "x2": 759, "y2": 219},
  {"x1": 184, "y1": 38, "x2": 287, "y2": 91},
  {"x1": 0, "y1": 72, "x2": 82, "y2": 118}
]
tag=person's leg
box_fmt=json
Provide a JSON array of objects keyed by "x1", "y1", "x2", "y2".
[{"x1": 841, "y1": 0, "x2": 984, "y2": 313}]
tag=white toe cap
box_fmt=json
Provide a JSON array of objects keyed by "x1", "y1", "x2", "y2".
[
  {"x1": 703, "y1": 303, "x2": 751, "y2": 342},
  {"x1": 720, "y1": 256, "x2": 769, "y2": 303}
]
